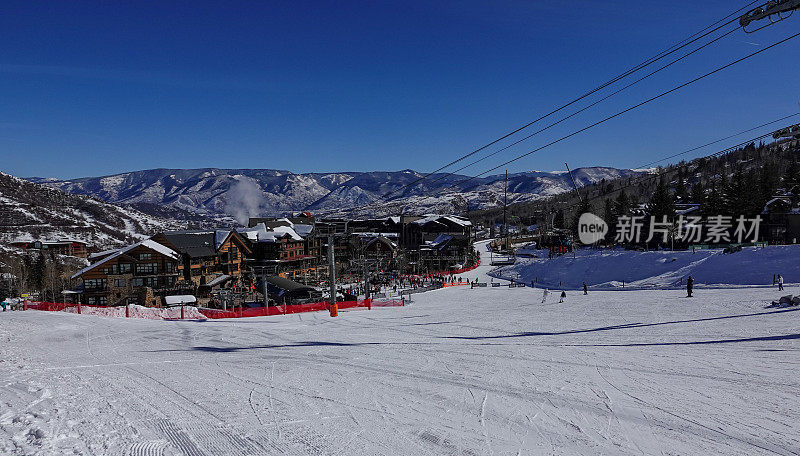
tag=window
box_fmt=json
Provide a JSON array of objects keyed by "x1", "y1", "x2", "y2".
[
  {"x1": 87, "y1": 296, "x2": 107, "y2": 306},
  {"x1": 139, "y1": 253, "x2": 153, "y2": 260},
  {"x1": 144, "y1": 277, "x2": 158, "y2": 288},
  {"x1": 127, "y1": 297, "x2": 138, "y2": 305},
  {"x1": 131, "y1": 278, "x2": 144, "y2": 287},
  {"x1": 84, "y1": 279, "x2": 107, "y2": 290},
  {"x1": 119, "y1": 263, "x2": 132, "y2": 274},
  {"x1": 165, "y1": 262, "x2": 174, "y2": 273},
  {"x1": 114, "y1": 278, "x2": 126, "y2": 287},
  {"x1": 164, "y1": 276, "x2": 175, "y2": 286},
  {"x1": 135, "y1": 262, "x2": 158, "y2": 274}
]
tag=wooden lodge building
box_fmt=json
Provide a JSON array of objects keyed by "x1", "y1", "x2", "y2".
[
  {"x1": 11, "y1": 238, "x2": 89, "y2": 258},
  {"x1": 70, "y1": 239, "x2": 180, "y2": 306},
  {"x1": 151, "y1": 230, "x2": 252, "y2": 296},
  {"x1": 238, "y1": 222, "x2": 317, "y2": 282}
]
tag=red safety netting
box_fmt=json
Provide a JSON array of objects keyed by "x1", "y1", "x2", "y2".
[
  {"x1": 26, "y1": 301, "x2": 79, "y2": 312},
  {"x1": 198, "y1": 298, "x2": 405, "y2": 319},
  {"x1": 426, "y1": 258, "x2": 481, "y2": 277},
  {"x1": 25, "y1": 297, "x2": 405, "y2": 320}
]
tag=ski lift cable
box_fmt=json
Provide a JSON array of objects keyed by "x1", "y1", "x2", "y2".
[
  {"x1": 449, "y1": 30, "x2": 800, "y2": 191},
  {"x1": 511, "y1": 126, "x2": 792, "y2": 217},
  {"x1": 441, "y1": 113, "x2": 800, "y2": 204},
  {"x1": 570, "y1": 130, "x2": 787, "y2": 210},
  {"x1": 635, "y1": 112, "x2": 800, "y2": 169},
  {"x1": 386, "y1": 25, "x2": 743, "y2": 198},
  {"x1": 368, "y1": 1, "x2": 762, "y2": 205}
]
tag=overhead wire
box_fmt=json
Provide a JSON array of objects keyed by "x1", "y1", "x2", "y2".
[
  {"x1": 369, "y1": 0, "x2": 762, "y2": 204},
  {"x1": 448, "y1": 30, "x2": 800, "y2": 191},
  {"x1": 384, "y1": 25, "x2": 743, "y2": 199}
]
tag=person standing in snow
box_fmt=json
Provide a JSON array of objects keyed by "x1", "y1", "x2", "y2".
[
  {"x1": 541, "y1": 288, "x2": 549, "y2": 303},
  {"x1": 777, "y1": 274, "x2": 784, "y2": 291},
  {"x1": 559, "y1": 290, "x2": 567, "y2": 303},
  {"x1": 686, "y1": 275, "x2": 694, "y2": 297},
  {"x1": 583, "y1": 282, "x2": 588, "y2": 295}
]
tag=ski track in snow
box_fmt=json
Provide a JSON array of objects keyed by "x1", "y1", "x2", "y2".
[{"x1": 1, "y1": 241, "x2": 799, "y2": 455}]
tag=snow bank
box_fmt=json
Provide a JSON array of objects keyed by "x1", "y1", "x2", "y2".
[
  {"x1": 62, "y1": 304, "x2": 206, "y2": 320},
  {"x1": 492, "y1": 245, "x2": 800, "y2": 289}
]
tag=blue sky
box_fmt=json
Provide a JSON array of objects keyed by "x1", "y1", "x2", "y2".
[{"x1": 2, "y1": 1, "x2": 799, "y2": 179}]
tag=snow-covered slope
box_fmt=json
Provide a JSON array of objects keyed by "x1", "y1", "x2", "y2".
[
  {"x1": 31, "y1": 167, "x2": 640, "y2": 219},
  {"x1": 0, "y1": 171, "x2": 187, "y2": 249},
  {"x1": 1, "y1": 246, "x2": 798, "y2": 454},
  {"x1": 490, "y1": 245, "x2": 800, "y2": 290}
]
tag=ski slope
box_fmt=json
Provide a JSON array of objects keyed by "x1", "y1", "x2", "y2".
[
  {"x1": 491, "y1": 245, "x2": 800, "y2": 290},
  {"x1": 1, "y1": 241, "x2": 799, "y2": 455}
]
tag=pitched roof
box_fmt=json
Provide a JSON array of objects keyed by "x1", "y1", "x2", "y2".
[
  {"x1": 157, "y1": 231, "x2": 217, "y2": 258},
  {"x1": 72, "y1": 239, "x2": 177, "y2": 279},
  {"x1": 237, "y1": 223, "x2": 303, "y2": 243}
]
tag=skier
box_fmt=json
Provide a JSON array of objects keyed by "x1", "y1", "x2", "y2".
[
  {"x1": 541, "y1": 288, "x2": 549, "y2": 303},
  {"x1": 777, "y1": 274, "x2": 784, "y2": 291},
  {"x1": 686, "y1": 275, "x2": 694, "y2": 298},
  {"x1": 559, "y1": 290, "x2": 567, "y2": 303},
  {"x1": 583, "y1": 282, "x2": 588, "y2": 295},
  {"x1": 1, "y1": 300, "x2": 6, "y2": 312}
]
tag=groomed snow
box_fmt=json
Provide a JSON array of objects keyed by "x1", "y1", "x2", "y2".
[
  {"x1": 1, "y1": 242, "x2": 798, "y2": 454},
  {"x1": 492, "y1": 245, "x2": 800, "y2": 290}
]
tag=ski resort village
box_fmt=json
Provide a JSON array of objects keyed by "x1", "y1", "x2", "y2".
[{"x1": 3, "y1": 1, "x2": 800, "y2": 455}]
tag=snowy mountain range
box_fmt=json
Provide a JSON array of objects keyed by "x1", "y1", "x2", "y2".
[
  {"x1": 0, "y1": 172, "x2": 191, "y2": 249},
  {"x1": 29, "y1": 167, "x2": 641, "y2": 221}
]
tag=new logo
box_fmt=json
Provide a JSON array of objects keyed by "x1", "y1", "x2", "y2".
[{"x1": 578, "y1": 213, "x2": 608, "y2": 244}]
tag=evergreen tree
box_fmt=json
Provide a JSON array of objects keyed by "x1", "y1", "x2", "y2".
[
  {"x1": 674, "y1": 175, "x2": 688, "y2": 203},
  {"x1": 690, "y1": 181, "x2": 705, "y2": 204},
  {"x1": 647, "y1": 177, "x2": 676, "y2": 219},
  {"x1": 603, "y1": 198, "x2": 615, "y2": 225},
  {"x1": 726, "y1": 170, "x2": 747, "y2": 216},
  {"x1": 32, "y1": 252, "x2": 46, "y2": 292},
  {"x1": 703, "y1": 180, "x2": 726, "y2": 216},
  {"x1": 553, "y1": 209, "x2": 565, "y2": 229},
  {"x1": 571, "y1": 199, "x2": 594, "y2": 240},
  {"x1": 784, "y1": 160, "x2": 799, "y2": 187},
  {"x1": 615, "y1": 190, "x2": 631, "y2": 217}
]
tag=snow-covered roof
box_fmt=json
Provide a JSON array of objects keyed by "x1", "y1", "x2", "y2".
[
  {"x1": 214, "y1": 230, "x2": 231, "y2": 249},
  {"x1": 203, "y1": 275, "x2": 231, "y2": 288},
  {"x1": 763, "y1": 197, "x2": 793, "y2": 213},
  {"x1": 263, "y1": 226, "x2": 303, "y2": 242},
  {"x1": 88, "y1": 248, "x2": 119, "y2": 260},
  {"x1": 426, "y1": 234, "x2": 453, "y2": 250},
  {"x1": 364, "y1": 236, "x2": 398, "y2": 250},
  {"x1": 293, "y1": 224, "x2": 314, "y2": 237},
  {"x1": 411, "y1": 215, "x2": 472, "y2": 228},
  {"x1": 164, "y1": 295, "x2": 197, "y2": 305},
  {"x1": 237, "y1": 223, "x2": 303, "y2": 243},
  {"x1": 676, "y1": 205, "x2": 700, "y2": 216},
  {"x1": 71, "y1": 239, "x2": 178, "y2": 279}
]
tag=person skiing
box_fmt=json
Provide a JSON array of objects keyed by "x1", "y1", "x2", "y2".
[
  {"x1": 559, "y1": 290, "x2": 567, "y2": 303},
  {"x1": 583, "y1": 282, "x2": 588, "y2": 295},
  {"x1": 541, "y1": 288, "x2": 549, "y2": 303},
  {"x1": 777, "y1": 274, "x2": 784, "y2": 291},
  {"x1": 686, "y1": 275, "x2": 694, "y2": 298}
]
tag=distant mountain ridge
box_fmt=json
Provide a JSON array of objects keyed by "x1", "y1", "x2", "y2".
[
  {"x1": 28, "y1": 167, "x2": 642, "y2": 220},
  {"x1": 0, "y1": 171, "x2": 191, "y2": 249}
]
